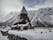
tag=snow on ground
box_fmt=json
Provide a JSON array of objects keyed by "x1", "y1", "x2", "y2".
[{"x1": 8, "y1": 28, "x2": 53, "y2": 40}]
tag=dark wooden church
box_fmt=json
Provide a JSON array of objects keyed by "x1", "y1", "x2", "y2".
[{"x1": 14, "y1": 6, "x2": 32, "y2": 30}]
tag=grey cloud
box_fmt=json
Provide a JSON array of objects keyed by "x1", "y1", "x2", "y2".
[{"x1": 24, "y1": 0, "x2": 53, "y2": 10}]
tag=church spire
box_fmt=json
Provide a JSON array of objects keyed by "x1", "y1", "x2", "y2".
[{"x1": 21, "y1": 6, "x2": 28, "y2": 14}]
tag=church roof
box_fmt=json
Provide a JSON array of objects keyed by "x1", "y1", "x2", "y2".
[{"x1": 20, "y1": 6, "x2": 28, "y2": 14}]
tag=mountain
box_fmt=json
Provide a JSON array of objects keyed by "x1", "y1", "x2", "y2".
[
  {"x1": 28, "y1": 10, "x2": 37, "y2": 20},
  {"x1": 31, "y1": 7, "x2": 53, "y2": 26},
  {"x1": 0, "y1": 11, "x2": 20, "y2": 26},
  {"x1": 0, "y1": 7, "x2": 53, "y2": 27}
]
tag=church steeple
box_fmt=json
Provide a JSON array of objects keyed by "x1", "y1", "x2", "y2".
[{"x1": 21, "y1": 6, "x2": 28, "y2": 14}]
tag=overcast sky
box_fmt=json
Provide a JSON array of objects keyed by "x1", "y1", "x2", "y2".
[{"x1": 0, "y1": 0, "x2": 53, "y2": 16}]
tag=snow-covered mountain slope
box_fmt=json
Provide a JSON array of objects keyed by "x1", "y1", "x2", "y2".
[
  {"x1": 0, "y1": 12, "x2": 16, "y2": 22},
  {"x1": 31, "y1": 7, "x2": 53, "y2": 26},
  {"x1": 28, "y1": 10, "x2": 37, "y2": 20},
  {"x1": 0, "y1": 11, "x2": 20, "y2": 26}
]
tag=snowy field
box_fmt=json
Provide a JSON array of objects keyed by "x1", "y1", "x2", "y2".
[
  {"x1": 0, "y1": 27, "x2": 53, "y2": 40},
  {"x1": 8, "y1": 28, "x2": 53, "y2": 40}
]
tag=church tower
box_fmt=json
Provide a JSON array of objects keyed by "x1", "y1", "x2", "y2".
[{"x1": 20, "y1": 6, "x2": 30, "y2": 23}]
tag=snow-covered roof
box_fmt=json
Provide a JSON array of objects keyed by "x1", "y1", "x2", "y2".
[{"x1": 18, "y1": 22, "x2": 29, "y2": 27}]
